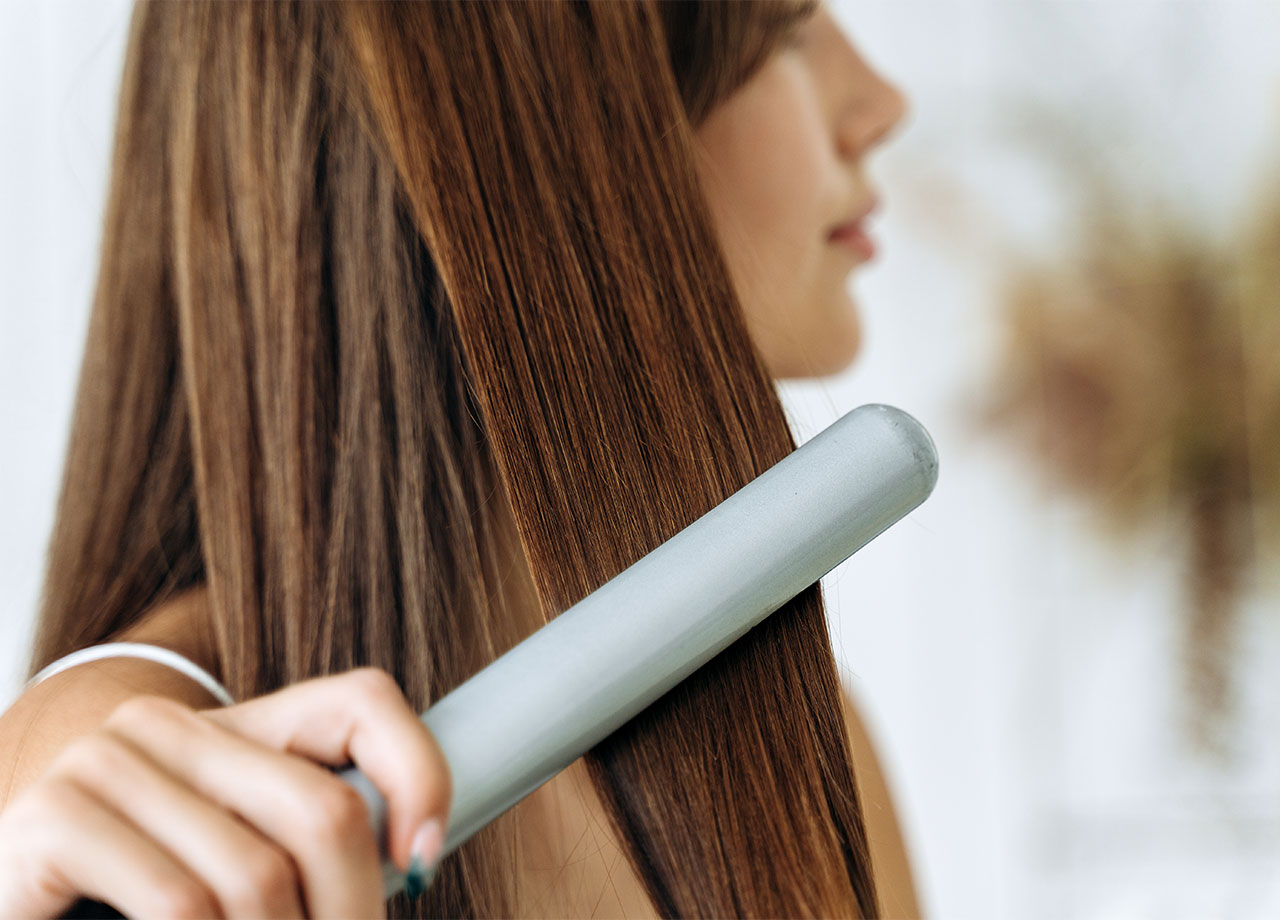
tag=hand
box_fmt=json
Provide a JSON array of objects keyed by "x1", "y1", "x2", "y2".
[{"x1": 0, "y1": 667, "x2": 452, "y2": 919}]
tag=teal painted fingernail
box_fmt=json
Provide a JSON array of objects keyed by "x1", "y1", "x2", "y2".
[
  {"x1": 405, "y1": 860, "x2": 436, "y2": 898},
  {"x1": 406, "y1": 818, "x2": 444, "y2": 898}
]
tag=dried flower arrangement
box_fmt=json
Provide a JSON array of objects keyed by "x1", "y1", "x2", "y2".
[{"x1": 977, "y1": 148, "x2": 1280, "y2": 757}]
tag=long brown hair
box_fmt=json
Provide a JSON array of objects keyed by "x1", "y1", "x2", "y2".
[{"x1": 30, "y1": 1, "x2": 879, "y2": 916}]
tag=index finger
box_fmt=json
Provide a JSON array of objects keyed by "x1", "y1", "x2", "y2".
[{"x1": 203, "y1": 668, "x2": 451, "y2": 876}]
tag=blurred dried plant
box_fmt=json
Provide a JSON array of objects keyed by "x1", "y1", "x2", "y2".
[{"x1": 977, "y1": 148, "x2": 1280, "y2": 757}]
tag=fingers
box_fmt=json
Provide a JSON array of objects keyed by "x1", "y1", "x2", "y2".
[
  {"x1": 0, "y1": 667, "x2": 443, "y2": 919},
  {"x1": 104, "y1": 695, "x2": 385, "y2": 919},
  {"x1": 0, "y1": 776, "x2": 222, "y2": 920},
  {"x1": 203, "y1": 668, "x2": 453, "y2": 875},
  {"x1": 52, "y1": 729, "x2": 306, "y2": 919}
]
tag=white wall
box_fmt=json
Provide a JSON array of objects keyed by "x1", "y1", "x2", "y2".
[
  {"x1": 796, "y1": 1, "x2": 1280, "y2": 916},
  {"x1": 1, "y1": 0, "x2": 132, "y2": 690},
  {"x1": 3, "y1": 1, "x2": 1278, "y2": 917}
]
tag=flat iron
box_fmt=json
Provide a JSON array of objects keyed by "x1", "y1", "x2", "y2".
[{"x1": 339, "y1": 402, "x2": 941, "y2": 896}]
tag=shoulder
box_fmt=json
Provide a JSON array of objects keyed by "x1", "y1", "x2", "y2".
[
  {"x1": 0, "y1": 587, "x2": 222, "y2": 809},
  {"x1": 837, "y1": 685, "x2": 925, "y2": 919},
  {"x1": 110, "y1": 584, "x2": 221, "y2": 680}
]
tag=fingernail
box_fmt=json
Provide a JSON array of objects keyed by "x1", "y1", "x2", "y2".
[
  {"x1": 404, "y1": 860, "x2": 436, "y2": 899},
  {"x1": 406, "y1": 818, "x2": 444, "y2": 897}
]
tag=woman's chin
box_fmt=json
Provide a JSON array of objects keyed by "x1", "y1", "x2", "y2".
[
  {"x1": 817, "y1": 340, "x2": 862, "y2": 378},
  {"x1": 770, "y1": 334, "x2": 862, "y2": 380},
  {"x1": 758, "y1": 294, "x2": 863, "y2": 379},
  {"x1": 812, "y1": 310, "x2": 863, "y2": 377}
]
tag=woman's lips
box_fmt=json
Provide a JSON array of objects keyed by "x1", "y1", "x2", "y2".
[
  {"x1": 828, "y1": 221, "x2": 877, "y2": 262},
  {"x1": 828, "y1": 196, "x2": 880, "y2": 262}
]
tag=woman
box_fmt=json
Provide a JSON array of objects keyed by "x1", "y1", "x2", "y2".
[{"x1": 0, "y1": 1, "x2": 913, "y2": 916}]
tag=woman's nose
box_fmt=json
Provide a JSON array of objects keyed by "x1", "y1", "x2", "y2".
[{"x1": 834, "y1": 51, "x2": 910, "y2": 159}]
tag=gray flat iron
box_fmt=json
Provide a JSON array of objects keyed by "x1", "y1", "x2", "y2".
[{"x1": 338, "y1": 402, "x2": 941, "y2": 896}]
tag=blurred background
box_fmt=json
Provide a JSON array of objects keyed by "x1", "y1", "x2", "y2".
[{"x1": 2, "y1": 1, "x2": 1278, "y2": 916}]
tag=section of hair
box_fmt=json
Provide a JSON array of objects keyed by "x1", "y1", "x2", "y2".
[
  {"x1": 346, "y1": 2, "x2": 874, "y2": 916},
  {"x1": 30, "y1": 1, "x2": 875, "y2": 916}
]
